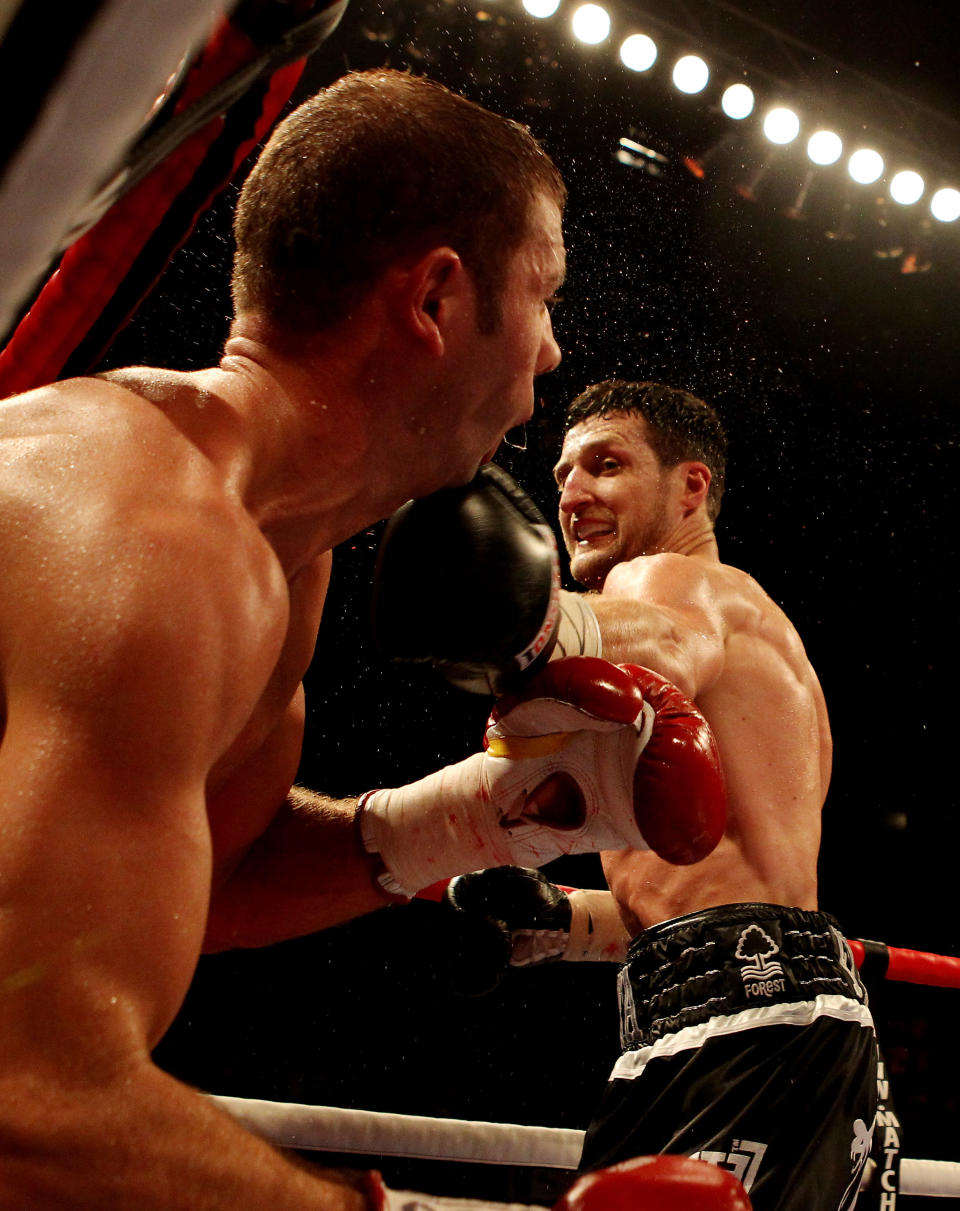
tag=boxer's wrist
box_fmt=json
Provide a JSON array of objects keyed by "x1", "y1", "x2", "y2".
[
  {"x1": 356, "y1": 792, "x2": 414, "y2": 903},
  {"x1": 566, "y1": 889, "x2": 631, "y2": 962},
  {"x1": 357, "y1": 756, "x2": 492, "y2": 897},
  {"x1": 553, "y1": 590, "x2": 602, "y2": 661}
]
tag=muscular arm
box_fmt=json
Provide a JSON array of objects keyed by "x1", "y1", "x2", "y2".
[
  {"x1": 204, "y1": 782, "x2": 390, "y2": 952},
  {"x1": 0, "y1": 509, "x2": 372, "y2": 1209},
  {"x1": 587, "y1": 553, "x2": 727, "y2": 698}
]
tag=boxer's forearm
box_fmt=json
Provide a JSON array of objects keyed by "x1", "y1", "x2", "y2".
[
  {"x1": 1, "y1": 1060, "x2": 370, "y2": 1210},
  {"x1": 204, "y1": 787, "x2": 390, "y2": 951}
]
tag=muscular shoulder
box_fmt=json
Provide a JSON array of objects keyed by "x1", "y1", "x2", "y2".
[
  {"x1": 602, "y1": 552, "x2": 730, "y2": 616},
  {"x1": 707, "y1": 562, "x2": 810, "y2": 657},
  {"x1": 689, "y1": 560, "x2": 823, "y2": 700},
  {"x1": 0, "y1": 377, "x2": 287, "y2": 765},
  {"x1": 3, "y1": 375, "x2": 260, "y2": 573},
  {"x1": 605, "y1": 553, "x2": 772, "y2": 622},
  {"x1": 1, "y1": 374, "x2": 212, "y2": 501}
]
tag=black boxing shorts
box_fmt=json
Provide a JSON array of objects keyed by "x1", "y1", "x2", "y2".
[{"x1": 580, "y1": 903, "x2": 878, "y2": 1211}]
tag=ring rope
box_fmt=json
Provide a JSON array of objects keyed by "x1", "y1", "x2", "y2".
[
  {"x1": 209, "y1": 1095, "x2": 583, "y2": 1169},
  {"x1": 848, "y1": 939, "x2": 960, "y2": 989},
  {"x1": 209, "y1": 1095, "x2": 960, "y2": 1197}
]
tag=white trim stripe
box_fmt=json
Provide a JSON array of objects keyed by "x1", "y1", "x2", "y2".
[{"x1": 611, "y1": 994, "x2": 875, "y2": 1081}]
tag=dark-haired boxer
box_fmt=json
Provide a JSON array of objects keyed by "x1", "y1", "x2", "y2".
[{"x1": 445, "y1": 381, "x2": 878, "y2": 1210}]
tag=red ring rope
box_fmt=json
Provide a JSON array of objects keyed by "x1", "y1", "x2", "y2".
[{"x1": 847, "y1": 939, "x2": 960, "y2": 989}]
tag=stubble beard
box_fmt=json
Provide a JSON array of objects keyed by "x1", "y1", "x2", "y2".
[{"x1": 569, "y1": 491, "x2": 671, "y2": 589}]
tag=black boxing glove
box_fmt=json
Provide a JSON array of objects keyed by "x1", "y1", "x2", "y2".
[
  {"x1": 445, "y1": 868, "x2": 630, "y2": 984},
  {"x1": 371, "y1": 463, "x2": 601, "y2": 695},
  {"x1": 446, "y1": 868, "x2": 570, "y2": 983}
]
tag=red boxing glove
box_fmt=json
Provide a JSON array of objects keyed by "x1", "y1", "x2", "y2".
[
  {"x1": 360, "y1": 657, "x2": 724, "y2": 898},
  {"x1": 557, "y1": 1156, "x2": 753, "y2": 1211},
  {"x1": 493, "y1": 657, "x2": 725, "y2": 865},
  {"x1": 623, "y1": 662, "x2": 725, "y2": 865}
]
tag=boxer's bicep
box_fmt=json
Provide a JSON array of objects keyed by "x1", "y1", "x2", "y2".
[
  {"x1": 0, "y1": 656, "x2": 214, "y2": 1080},
  {"x1": 0, "y1": 521, "x2": 279, "y2": 1061}
]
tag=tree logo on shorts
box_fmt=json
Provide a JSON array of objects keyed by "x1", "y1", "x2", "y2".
[{"x1": 735, "y1": 924, "x2": 785, "y2": 996}]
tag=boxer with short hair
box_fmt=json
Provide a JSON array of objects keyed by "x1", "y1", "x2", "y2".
[
  {"x1": 0, "y1": 71, "x2": 725, "y2": 1211},
  {"x1": 446, "y1": 381, "x2": 878, "y2": 1209}
]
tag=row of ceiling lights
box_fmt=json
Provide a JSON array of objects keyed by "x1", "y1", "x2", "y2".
[{"x1": 517, "y1": 0, "x2": 960, "y2": 223}]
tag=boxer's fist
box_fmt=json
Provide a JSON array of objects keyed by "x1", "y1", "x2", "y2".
[
  {"x1": 443, "y1": 867, "x2": 571, "y2": 991},
  {"x1": 559, "y1": 1156, "x2": 752, "y2": 1211},
  {"x1": 359, "y1": 657, "x2": 725, "y2": 898},
  {"x1": 371, "y1": 464, "x2": 600, "y2": 695},
  {"x1": 447, "y1": 867, "x2": 572, "y2": 954},
  {"x1": 622, "y1": 662, "x2": 726, "y2": 866},
  {"x1": 444, "y1": 868, "x2": 630, "y2": 975}
]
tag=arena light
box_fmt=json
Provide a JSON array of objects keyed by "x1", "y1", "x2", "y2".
[
  {"x1": 571, "y1": 3, "x2": 610, "y2": 44},
  {"x1": 930, "y1": 187, "x2": 960, "y2": 222},
  {"x1": 720, "y1": 83, "x2": 754, "y2": 119},
  {"x1": 848, "y1": 148, "x2": 884, "y2": 185},
  {"x1": 806, "y1": 130, "x2": 842, "y2": 166},
  {"x1": 762, "y1": 106, "x2": 800, "y2": 145},
  {"x1": 672, "y1": 55, "x2": 709, "y2": 95},
  {"x1": 522, "y1": 0, "x2": 561, "y2": 16},
  {"x1": 889, "y1": 170, "x2": 924, "y2": 205},
  {"x1": 619, "y1": 32, "x2": 657, "y2": 72}
]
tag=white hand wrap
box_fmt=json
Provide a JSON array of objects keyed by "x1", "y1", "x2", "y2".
[
  {"x1": 564, "y1": 889, "x2": 631, "y2": 962},
  {"x1": 554, "y1": 590, "x2": 602, "y2": 660},
  {"x1": 359, "y1": 695, "x2": 655, "y2": 898}
]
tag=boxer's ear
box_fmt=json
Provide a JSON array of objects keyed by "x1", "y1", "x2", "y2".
[
  {"x1": 386, "y1": 247, "x2": 468, "y2": 357},
  {"x1": 677, "y1": 461, "x2": 710, "y2": 516}
]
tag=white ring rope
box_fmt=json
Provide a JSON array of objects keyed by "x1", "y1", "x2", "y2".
[
  {"x1": 210, "y1": 1096, "x2": 584, "y2": 1169},
  {"x1": 900, "y1": 1159, "x2": 960, "y2": 1199},
  {"x1": 209, "y1": 1095, "x2": 960, "y2": 1197}
]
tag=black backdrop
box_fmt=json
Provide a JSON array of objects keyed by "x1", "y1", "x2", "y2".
[{"x1": 97, "y1": 0, "x2": 960, "y2": 1190}]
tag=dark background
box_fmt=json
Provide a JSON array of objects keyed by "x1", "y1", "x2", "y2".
[{"x1": 98, "y1": 0, "x2": 960, "y2": 1195}]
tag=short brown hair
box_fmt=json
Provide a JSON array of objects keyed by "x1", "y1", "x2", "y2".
[
  {"x1": 232, "y1": 68, "x2": 565, "y2": 334},
  {"x1": 565, "y1": 380, "x2": 728, "y2": 522}
]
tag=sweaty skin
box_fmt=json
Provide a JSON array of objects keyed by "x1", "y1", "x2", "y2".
[
  {"x1": 554, "y1": 411, "x2": 829, "y2": 932},
  {"x1": 0, "y1": 195, "x2": 563, "y2": 1209}
]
